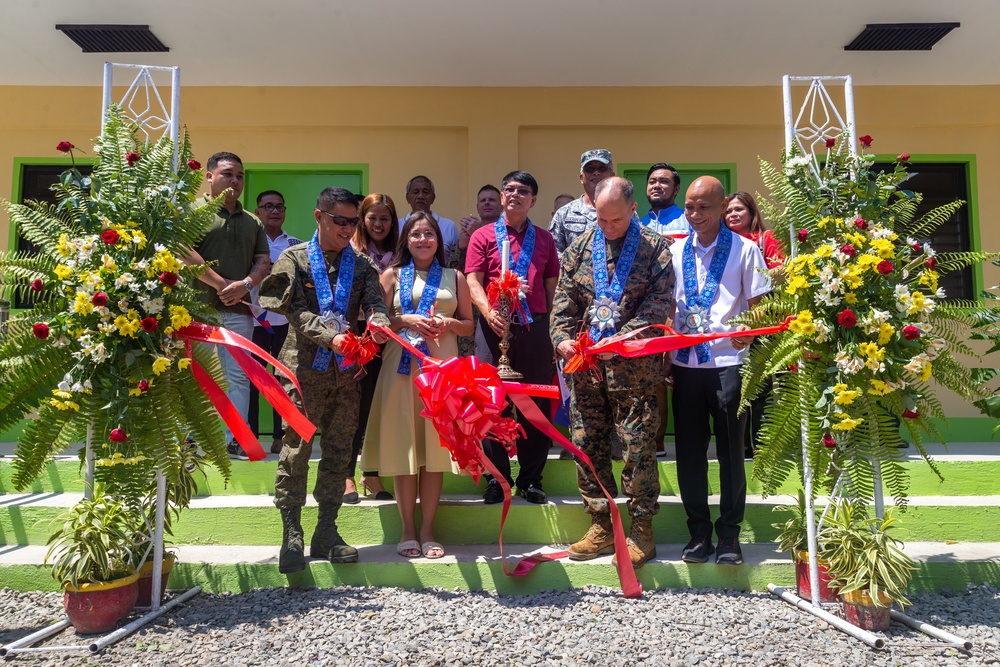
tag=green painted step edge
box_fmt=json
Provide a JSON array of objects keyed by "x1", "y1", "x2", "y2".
[
  {"x1": 4, "y1": 457, "x2": 999, "y2": 497},
  {"x1": 4, "y1": 504, "x2": 999, "y2": 547},
  {"x1": 3, "y1": 559, "x2": 996, "y2": 595}
]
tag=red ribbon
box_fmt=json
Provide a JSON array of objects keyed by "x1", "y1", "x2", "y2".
[
  {"x1": 173, "y1": 322, "x2": 317, "y2": 462},
  {"x1": 486, "y1": 270, "x2": 529, "y2": 328},
  {"x1": 564, "y1": 316, "x2": 795, "y2": 373},
  {"x1": 368, "y1": 322, "x2": 642, "y2": 598},
  {"x1": 339, "y1": 330, "x2": 381, "y2": 379}
]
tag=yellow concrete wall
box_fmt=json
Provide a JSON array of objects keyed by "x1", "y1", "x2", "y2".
[{"x1": 2, "y1": 84, "x2": 998, "y2": 416}]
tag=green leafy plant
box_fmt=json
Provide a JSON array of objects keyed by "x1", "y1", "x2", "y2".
[
  {"x1": 738, "y1": 133, "x2": 993, "y2": 507},
  {"x1": 772, "y1": 489, "x2": 813, "y2": 554},
  {"x1": 45, "y1": 483, "x2": 141, "y2": 588},
  {"x1": 818, "y1": 497, "x2": 916, "y2": 607}
]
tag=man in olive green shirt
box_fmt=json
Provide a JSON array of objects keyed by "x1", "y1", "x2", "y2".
[{"x1": 195, "y1": 152, "x2": 271, "y2": 459}]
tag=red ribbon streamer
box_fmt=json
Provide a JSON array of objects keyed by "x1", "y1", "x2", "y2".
[
  {"x1": 174, "y1": 322, "x2": 317, "y2": 462},
  {"x1": 368, "y1": 322, "x2": 642, "y2": 597},
  {"x1": 565, "y1": 316, "x2": 795, "y2": 372}
]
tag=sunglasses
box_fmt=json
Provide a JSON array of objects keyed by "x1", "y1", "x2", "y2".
[{"x1": 318, "y1": 210, "x2": 360, "y2": 227}]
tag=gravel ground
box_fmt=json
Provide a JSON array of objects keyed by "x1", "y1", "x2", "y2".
[{"x1": 1, "y1": 584, "x2": 998, "y2": 666}]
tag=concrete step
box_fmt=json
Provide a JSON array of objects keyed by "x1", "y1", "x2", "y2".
[
  {"x1": 2, "y1": 541, "x2": 996, "y2": 595},
  {"x1": 4, "y1": 492, "x2": 999, "y2": 546}
]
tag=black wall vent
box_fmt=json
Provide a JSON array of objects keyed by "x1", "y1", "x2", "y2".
[
  {"x1": 844, "y1": 22, "x2": 959, "y2": 51},
  {"x1": 56, "y1": 24, "x2": 169, "y2": 53}
]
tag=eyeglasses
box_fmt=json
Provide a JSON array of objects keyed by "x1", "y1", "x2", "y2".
[
  {"x1": 502, "y1": 186, "x2": 532, "y2": 197},
  {"x1": 258, "y1": 203, "x2": 286, "y2": 212},
  {"x1": 408, "y1": 231, "x2": 437, "y2": 241},
  {"x1": 318, "y1": 210, "x2": 360, "y2": 227}
]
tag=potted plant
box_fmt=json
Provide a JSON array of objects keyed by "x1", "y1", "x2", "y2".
[
  {"x1": 818, "y1": 498, "x2": 916, "y2": 631},
  {"x1": 772, "y1": 490, "x2": 837, "y2": 602},
  {"x1": 45, "y1": 484, "x2": 141, "y2": 634}
]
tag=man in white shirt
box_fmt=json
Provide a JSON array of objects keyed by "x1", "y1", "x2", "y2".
[
  {"x1": 250, "y1": 190, "x2": 302, "y2": 453},
  {"x1": 640, "y1": 163, "x2": 690, "y2": 236},
  {"x1": 668, "y1": 176, "x2": 770, "y2": 567},
  {"x1": 548, "y1": 149, "x2": 615, "y2": 255},
  {"x1": 398, "y1": 175, "x2": 459, "y2": 259}
]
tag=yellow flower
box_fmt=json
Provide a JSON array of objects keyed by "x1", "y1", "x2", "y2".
[
  {"x1": 869, "y1": 379, "x2": 890, "y2": 396},
  {"x1": 162, "y1": 287, "x2": 172, "y2": 295},
  {"x1": 177, "y1": 358, "x2": 191, "y2": 370},
  {"x1": 856, "y1": 255, "x2": 880, "y2": 272},
  {"x1": 818, "y1": 217, "x2": 834, "y2": 228},
  {"x1": 919, "y1": 270, "x2": 939, "y2": 292},
  {"x1": 169, "y1": 305, "x2": 192, "y2": 329},
  {"x1": 919, "y1": 361, "x2": 933, "y2": 382},
  {"x1": 815, "y1": 244, "x2": 834, "y2": 258},
  {"x1": 132, "y1": 230, "x2": 148, "y2": 248},
  {"x1": 128, "y1": 387, "x2": 142, "y2": 397},
  {"x1": 101, "y1": 254, "x2": 118, "y2": 272},
  {"x1": 54, "y1": 265, "x2": 73, "y2": 280},
  {"x1": 832, "y1": 413, "x2": 864, "y2": 431},
  {"x1": 789, "y1": 310, "x2": 817, "y2": 335},
  {"x1": 152, "y1": 356, "x2": 170, "y2": 375},
  {"x1": 57, "y1": 234, "x2": 72, "y2": 257},
  {"x1": 869, "y1": 238, "x2": 895, "y2": 259},
  {"x1": 125, "y1": 219, "x2": 139, "y2": 228},
  {"x1": 909, "y1": 292, "x2": 926, "y2": 316},
  {"x1": 833, "y1": 386, "x2": 860, "y2": 406},
  {"x1": 114, "y1": 314, "x2": 140, "y2": 337},
  {"x1": 878, "y1": 322, "x2": 895, "y2": 346},
  {"x1": 844, "y1": 292, "x2": 858, "y2": 305},
  {"x1": 845, "y1": 232, "x2": 867, "y2": 247},
  {"x1": 152, "y1": 248, "x2": 183, "y2": 274},
  {"x1": 785, "y1": 275, "x2": 809, "y2": 295},
  {"x1": 858, "y1": 342, "x2": 885, "y2": 361},
  {"x1": 73, "y1": 292, "x2": 95, "y2": 315}
]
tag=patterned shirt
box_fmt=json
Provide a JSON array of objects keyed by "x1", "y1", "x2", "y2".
[{"x1": 549, "y1": 196, "x2": 597, "y2": 255}]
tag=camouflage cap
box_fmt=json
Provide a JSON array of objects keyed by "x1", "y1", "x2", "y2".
[{"x1": 580, "y1": 149, "x2": 613, "y2": 171}]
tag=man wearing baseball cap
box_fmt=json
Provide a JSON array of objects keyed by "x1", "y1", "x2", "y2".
[{"x1": 549, "y1": 149, "x2": 615, "y2": 255}]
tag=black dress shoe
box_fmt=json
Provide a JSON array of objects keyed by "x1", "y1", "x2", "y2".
[
  {"x1": 681, "y1": 535, "x2": 715, "y2": 563},
  {"x1": 715, "y1": 537, "x2": 744, "y2": 566},
  {"x1": 519, "y1": 484, "x2": 547, "y2": 504},
  {"x1": 483, "y1": 480, "x2": 504, "y2": 504}
]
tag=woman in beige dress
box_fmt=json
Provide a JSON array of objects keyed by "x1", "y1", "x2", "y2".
[{"x1": 361, "y1": 212, "x2": 473, "y2": 559}]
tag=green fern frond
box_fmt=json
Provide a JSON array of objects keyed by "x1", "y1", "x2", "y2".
[{"x1": 905, "y1": 200, "x2": 965, "y2": 238}]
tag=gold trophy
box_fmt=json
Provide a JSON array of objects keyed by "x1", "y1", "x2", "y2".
[{"x1": 495, "y1": 288, "x2": 522, "y2": 380}]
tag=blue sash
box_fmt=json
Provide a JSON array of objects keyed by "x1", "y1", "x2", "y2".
[
  {"x1": 675, "y1": 225, "x2": 733, "y2": 365},
  {"x1": 589, "y1": 219, "x2": 641, "y2": 341},
  {"x1": 396, "y1": 259, "x2": 443, "y2": 375},
  {"x1": 494, "y1": 216, "x2": 535, "y2": 325},
  {"x1": 307, "y1": 232, "x2": 354, "y2": 371}
]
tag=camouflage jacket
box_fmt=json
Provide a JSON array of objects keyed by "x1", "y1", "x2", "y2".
[
  {"x1": 550, "y1": 225, "x2": 675, "y2": 391},
  {"x1": 259, "y1": 243, "x2": 390, "y2": 386}
]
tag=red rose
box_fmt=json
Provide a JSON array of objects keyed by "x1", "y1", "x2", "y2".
[
  {"x1": 126, "y1": 151, "x2": 140, "y2": 166},
  {"x1": 911, "y1": 242, "x2": 922, "y2": 253},
  {"x1": 877, "y1": 261, "x2": 894, "y2": 275},
  {"x1": 141, "y1": 317, "x2": 158, "y2": 333},
  {"x1": 925, "y1": 257, "x2": 937, "y2": 270},
  {"x1": 822, "y1": 433, "x2": 836, "y2": 448},
  {"x1": 902, "y1": 325, "x2": 920, "y2": 340},
  {"x1": 56, "y1": 141, "x2": 75, "y2": 153},
  {"x1": 902, "y1": 409, "x2": 919, "y2": 419},
  {"x1": 91, "y1": 292, "x2": 108, "y2": 307},
  {"x1": 837, "y1": 309, "x2": 857, "y2": 328},
  {"x1": 858, "y1": 135, "x2": 873, "y2": 148},
  {"x1": 30, "y1": 279, "x2": 44, "y2": 291},
  {"x1": 788, "y1": 363, "x2": 799, "y2": 373},
  {"x1": 32, "y1": 322, "x2": 50, "y2": 339},
  {"x1": 109, "y1": 428, "x2": 128, "y2": 443},
  {"x1": 138, "y1": 379, "x2": 150, "y2": 393},
  {"x1": 797, "y1": 229, "x2": 808, "y2": 242},
  {"x1": 101, "y1": 229, "x2": 120, "y2": 245},
  {"x1": 840, "y1": 244, "x2": 856, "y2": 258},
  {"x1": 854, "y1": 217, "x2": 867, "y2": 230},
  {"x1": 825, "y1": 138, "x2": 836, "y2": 148},
  {"x1": 187, "y1": 159, "x2": 201, "y2": 170},
  {"x1": 897, "y1": 153, "x2": 910, "y2": 162},
  {"x1": 159, "y1": 271, "x2": 178, "y2": 286}
]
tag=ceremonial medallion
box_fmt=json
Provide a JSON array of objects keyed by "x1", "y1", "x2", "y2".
[
  {"x1": 399, "y1": 327, "x2": 426, "y2": 349},
  {"x1": 322, "y1": 310, "x2": 350, "y2": 334},
  {"x1": 588, "y1": 296, "x2": 622, "y2": 334}
]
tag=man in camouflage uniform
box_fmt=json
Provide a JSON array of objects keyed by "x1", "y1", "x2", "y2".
[
  {"x1": 548, "y1": 149, "x2": 616, "y2": 255},
  {"x1": 259, "y1": 187, "x2": 390, "y2": 573},
  {"x1": 550, "y1": 177, "x2": 675, "y2": 569}
]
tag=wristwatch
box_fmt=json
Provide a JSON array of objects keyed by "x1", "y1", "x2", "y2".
[{"x1": 242, "y1": 278, "x2": 253, "y2": 292}]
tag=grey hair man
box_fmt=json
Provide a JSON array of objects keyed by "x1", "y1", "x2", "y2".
[{"x1": 398, "y1": 175, "x2": 460, "y2": 259}]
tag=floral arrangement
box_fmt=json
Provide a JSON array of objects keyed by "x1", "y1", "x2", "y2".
[
  {"x1": 0, "y1": 106, "x2": 229, "y2": 501},
  {"x1": 738, "y1": 132, "x2": 992, "y2": 505}
]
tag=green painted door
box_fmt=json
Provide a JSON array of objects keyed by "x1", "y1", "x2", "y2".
[
  {"x1": 243, "y1": 166, "x2": 367, "y2": 242},
  {"x1": 618, "y1": 164, "x2": 736, "y2": 218}
]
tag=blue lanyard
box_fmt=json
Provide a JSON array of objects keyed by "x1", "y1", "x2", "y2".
[
  {"x1": 396, "y1": 259, "x2": 443, "y2": 375},
  {"x1": 307, "y1": 232, "x2": 354, "y2": 371},
  {"x1": 589, "y1": 219, "x2": 641, "y2": 340},
  {"x1": 493, "y1": 216, "x2": 535, "y2": 324},
  {"x1": 675, "y1": 225, "x2": 733, "y2": 365}
]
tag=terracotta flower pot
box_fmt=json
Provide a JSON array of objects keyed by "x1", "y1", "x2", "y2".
[
  {"x1": 792, "y1": 549, "x2": 838, "y2": 603},
  {"x1": 840, "y1": 588, "x2": 893, "y2": 631},
  {"x1": 135, "y1": 554, "x2": 177, "y2": 607},
  {"x1": 63, "y1": 571, "x2": 139, "y2": 634}
]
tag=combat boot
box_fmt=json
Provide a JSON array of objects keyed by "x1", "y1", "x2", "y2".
[
  {"x1": 310, "y1": 503, "x2": 359, "y2": 563},
  {"x1": 568, "y1": 514, "x2": 615, "y2": 560},
  {"x1": 613, "y1": 515, "x2": 657, "y2": 569},
  {"x1": 279, "y1": 506, "x2": 306, "y2": 574}
]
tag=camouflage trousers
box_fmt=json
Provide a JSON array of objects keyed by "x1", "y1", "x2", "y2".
[
  {"x1": 569, "y1": 380, "x2": 661, "y2": 518},
  {"x1": 273, "y1": 367, "x2": 360, "y2": 510}
]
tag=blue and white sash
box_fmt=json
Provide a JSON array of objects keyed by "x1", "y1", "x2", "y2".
[
  {"x1": 308, "y1": 232, "x2": 354, "y2": 371},
  {"x1": 675, "y1": 225, "x2": 733, "y2": 365},
  {"x1": 494, "y1": 216, "x2": 535, "y2": 325},
  {"x1": 396, "y1": 259, "x2": 443, "y2": 375},
  {"x1": 588, "y1": 219, "x2": 641, "y2": 341}
]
